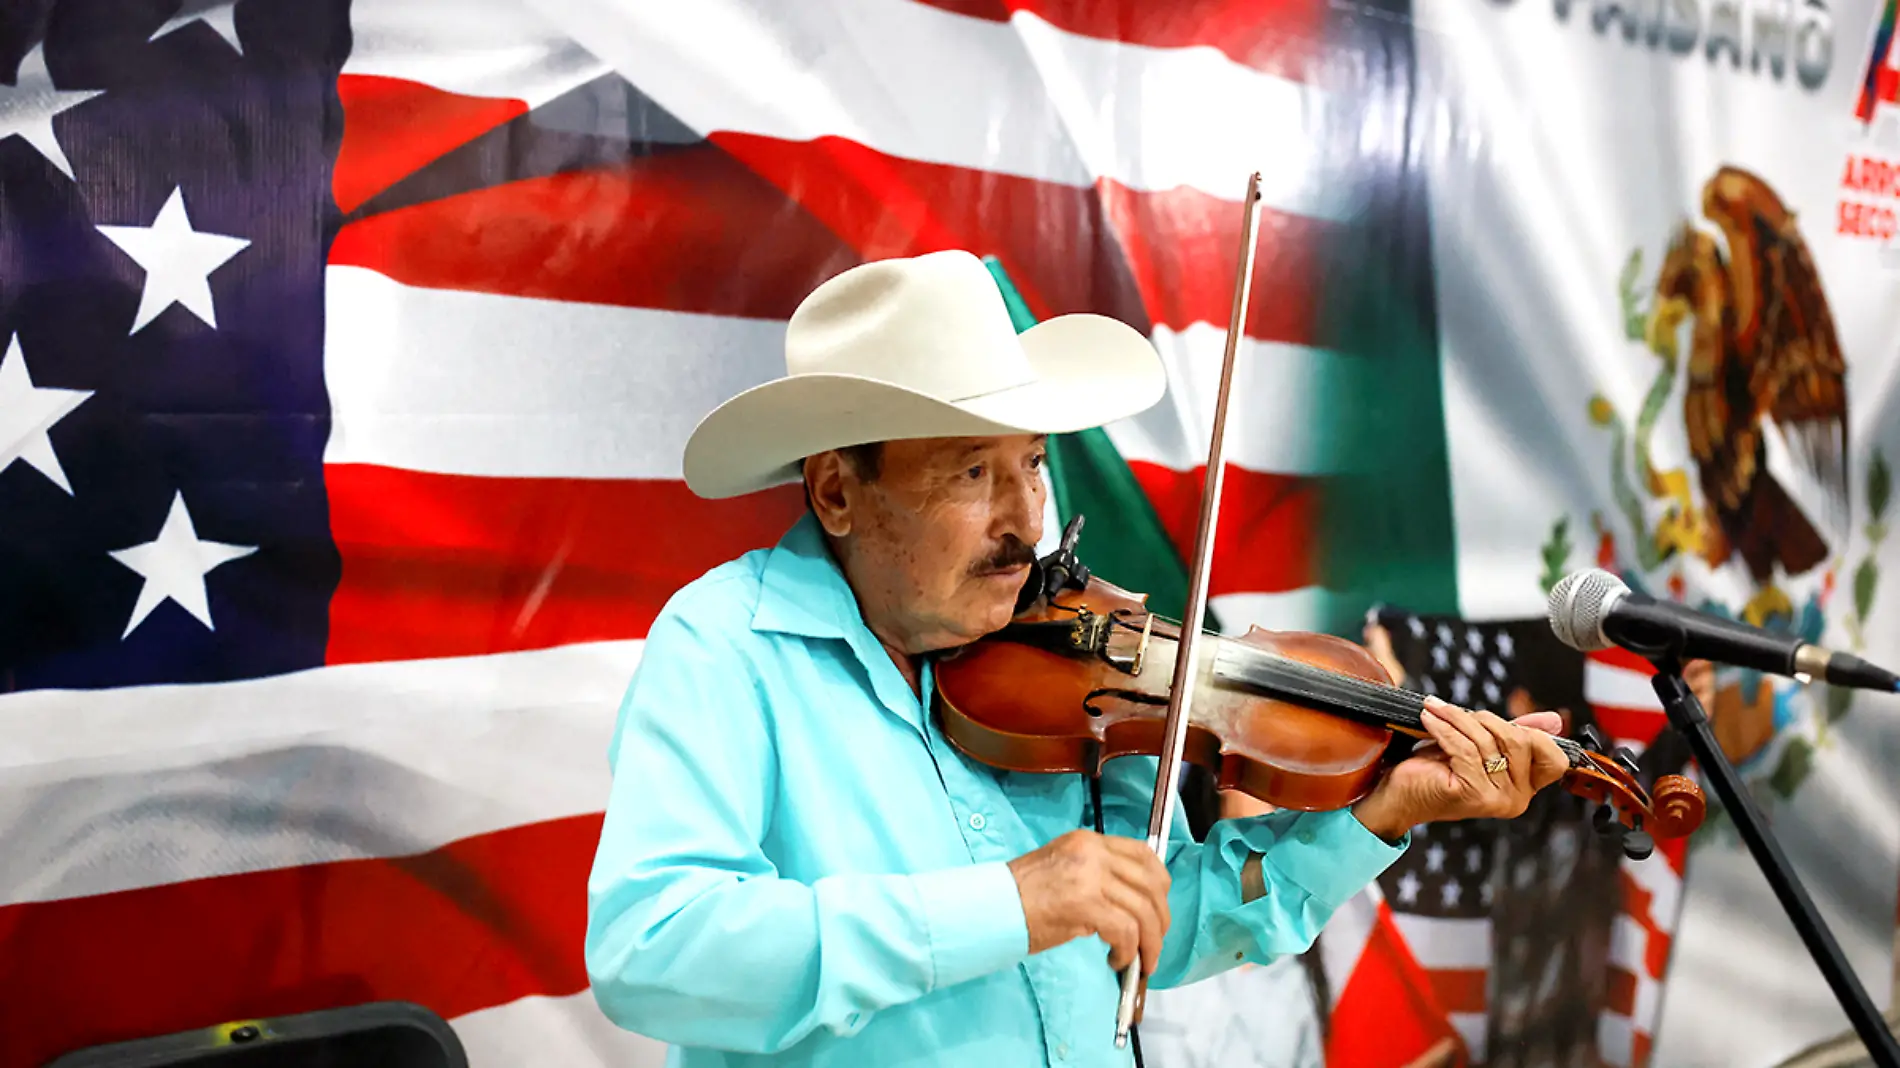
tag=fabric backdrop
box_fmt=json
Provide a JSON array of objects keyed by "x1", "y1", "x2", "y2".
[{"x1": 1, "y1": 1, "x2": 1897, "y2": 1066}]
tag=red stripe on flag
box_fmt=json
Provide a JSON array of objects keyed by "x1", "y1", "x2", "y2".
[
  {"x1": 1605, "y1": 964, "x2": 1639, "y2": 1016},
  {"x1": 1326, "y1": 907, "x2": 1463, "y2": 1067},
  {"x1": 334, "y1": 75, "x2": 526, "y2": 215},
  {"x1": 1129, "y1": 461, "x2": 1316, "y2": 596},
  {"x1": 1618, "y1": 867, "x2": 1675, "y2": 978},
  {"x1": 1589, "y1": 645, "x2": 1660, "y2": 676},
  {"x1": 330, "y1": 128, "x2": 1324, "y2": 349},
  {"x1": 1591, "y1": 704, "x2": 1665, "y2": 749},
  {"x1": 715, "y1": 131, "x2": 1325, "y2": 344},
  {"x1": 909, "y1": 0, "x2": 1325, "y2": 81},
  {"x1": 329, "y1": 149, "x2": 861, "y2": 321},
  {"x1": 1425, "y1": 967, "x2": 1487, "y2": 1016},
  {"x1": 0, "y1": 814, "x2": 601, "y2": 1068},
  {"x1": 707, "y1": 132, "x2": 1159, "y2": 336},
  {"x1": 1099, "y1": 180, "x2": 1322, "y2": 349},
  {"x1": 324, "y1": 465, "x2": 805, "y2": 664}
]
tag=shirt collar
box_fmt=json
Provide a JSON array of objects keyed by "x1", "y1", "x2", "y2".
[
  {"x1": 752, "y1": 511, "x2": 933, "y2": 730},
  {"x1": 751, "y1": 511, "x2": 863, "y2": 641}
]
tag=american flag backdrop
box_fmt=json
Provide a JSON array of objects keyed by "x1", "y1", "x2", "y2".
[{"x1": 0, "y1": 0, "x2": 1444, "y2": 1064}]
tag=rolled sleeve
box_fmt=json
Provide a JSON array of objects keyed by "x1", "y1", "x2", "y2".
[
  {"x1": 914, "y1": 860, "x2": 1029, "y2": 990},
  {"x1": 1252, "y1": 809, "x2": 1409, "y2": 911}
]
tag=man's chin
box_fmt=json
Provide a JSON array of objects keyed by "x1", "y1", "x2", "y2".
[{"x1": 933, "y1": 593, "x2": 1025, "y2": 650}]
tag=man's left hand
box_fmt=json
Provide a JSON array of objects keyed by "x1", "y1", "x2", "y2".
[{"x1": 1350, "y1": 696, "x2": 1569, "y2": 841}]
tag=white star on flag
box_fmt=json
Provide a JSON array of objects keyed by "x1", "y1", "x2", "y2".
[
  {"x1": 0, "y1": 43, "x2": 104, "y2": 180},
  {"x1": 0, "y1": 333, "x2": 92, "y2": 493},
  {"x1": 150, "y1": 2, "x2": 243, "y2": 54},
  {"x1": 107, "y1": 491, "x2": 256, "y2": 637},
  {"x1": 97, "y1": 187, "x2": 250, "y2": 333}
]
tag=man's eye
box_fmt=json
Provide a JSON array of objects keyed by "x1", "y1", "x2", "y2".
[
  {"x1": 1029, "y1": 453, "x2": 1045, "y2": 470},
  {"x1": 966, "y1": 465, "x2": 985, "y2": 479}
]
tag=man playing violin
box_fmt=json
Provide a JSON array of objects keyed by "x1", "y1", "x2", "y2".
[{"x1": 584, "y1": 250, "x2": 1571, "y2": 1066}]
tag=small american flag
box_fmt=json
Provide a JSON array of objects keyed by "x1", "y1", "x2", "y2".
[{"x1": 1370, "y1": 605, "x2": 1635, "y2": 1067}]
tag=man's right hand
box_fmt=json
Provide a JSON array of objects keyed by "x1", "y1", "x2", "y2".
[{"x1": 1005, "y1": 830, "x2": 1172, "y2": 975}]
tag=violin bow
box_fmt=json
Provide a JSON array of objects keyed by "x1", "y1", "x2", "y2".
[{"x1": 1114, "y1": 171, "x2": 1265, "y2": 1047}]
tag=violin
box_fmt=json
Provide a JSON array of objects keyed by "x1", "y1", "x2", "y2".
[
  {"x1": 934, "y1": 513, "x2": 1708, "y2": 854},
  {"x1": 930, "y1": 172, "x2": 1706, "y2": 1046}
]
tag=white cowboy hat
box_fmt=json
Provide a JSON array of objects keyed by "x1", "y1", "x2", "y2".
[{"x1": 681, "y1": 249, "x2": 1167, "y2": 499}]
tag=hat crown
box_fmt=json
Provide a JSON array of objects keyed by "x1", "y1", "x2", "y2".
[{"x1": 785, "y1": 250, "x2": 1035, "y2": 400}]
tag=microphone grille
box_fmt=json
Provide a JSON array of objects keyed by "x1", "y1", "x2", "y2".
[{"x1": 1547, "y1": 568, "x2": 1628, "y2": 652}]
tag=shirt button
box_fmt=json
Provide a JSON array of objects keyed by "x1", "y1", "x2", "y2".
[
  {"x1": 1296, "y1": 824, "x2": 1316, "y2": 844},
  {"x1": 968, "y1": 813, "x2": 987, "y2": 831},
  {"x1": 1056, "y1": 1042, "x2": 1069, "y2": 1059}
]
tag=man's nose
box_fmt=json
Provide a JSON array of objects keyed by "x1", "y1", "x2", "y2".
[{"x1": 992, "y1": 467, "x2": 1044, "y2": 544}]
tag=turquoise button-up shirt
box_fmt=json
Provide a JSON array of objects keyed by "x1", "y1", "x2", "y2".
[{"x1": 585, "y1": 513, "x2": 1406, "y2": 1066}]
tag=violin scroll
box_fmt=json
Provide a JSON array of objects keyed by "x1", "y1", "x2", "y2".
[{"x1": 1559, "y1": 725, "x2": 1707, "y2": 860}]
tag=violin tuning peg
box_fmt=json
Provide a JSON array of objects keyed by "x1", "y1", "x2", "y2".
[
  {"x1": 1612, "y1": 746, "x2": 1642, "y2": 779},
  {"x1": 1577, "y1": 724, "x2": 1608, "y2": 753},
  {"x1": 1591, "y1": 804, "x2": 1616, "y2": 833},
  {"x1": 1620, "y1": 830, "x2": 1654, "y2": 861}
]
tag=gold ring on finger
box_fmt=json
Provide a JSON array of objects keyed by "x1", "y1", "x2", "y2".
[{"x1": 1483, "y1": 754, "x2": 1509, "y2": 775}]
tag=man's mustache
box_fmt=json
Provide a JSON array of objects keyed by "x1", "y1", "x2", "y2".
[{"x1": 973, "y1": 535, "x2": 1038, "y2": 575}]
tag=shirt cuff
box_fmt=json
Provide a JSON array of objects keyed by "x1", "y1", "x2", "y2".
[
  {"x1": 1261, "y1": 809, "x2": 1409, "y2": 909},
  {"x1": 913, "y1": 860, "x2": 1029, "y2": 991}
]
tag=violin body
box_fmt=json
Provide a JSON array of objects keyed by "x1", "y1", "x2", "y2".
[{"x1": 935, "y1": 577, "x2": 1399, "y2": 813}]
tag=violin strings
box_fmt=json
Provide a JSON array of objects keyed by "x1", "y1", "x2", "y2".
[{"x1": 1105, "y1": 610, "x2": 1597, "y2": 770}]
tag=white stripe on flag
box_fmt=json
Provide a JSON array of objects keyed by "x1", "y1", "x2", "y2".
[
  {"x1": 344, "y1": 0, "x2": 609, "y2": 104},
  {"x1": 1609, "y1": 916, "x2": 1662, "y2": 1024},
  {"x1": 1599, "y1": 1012, "x2": 1637, "y2": 1068},
  {"x1": 1624, "y1": 847, "x2": 1682, "y2": 927},
  {"x1": 1450, "y1": 1012, "x2": 1486, "y2": 1061},
  {"x1": 0, "y1": 640, "x2": 640, "y2": 905},
  {"x1": 321, "y1": 266, "x2": 782, "y2": 479},
  {"x1": 1585, "y1": 658, "x2": 1662, "y2": 712},
  {"x1": 1389, "y1": 913, "x2": 1491, "y2": 970},
  {"x1": 323, "y1": 266, "x2": 1350, "y2": 483},
  {"x1": 519, "y1": 0, "x2": 1343, "y2": 219},
  {"x1": 452, "y1": 991, "x2": 667, "y2": 1068}
]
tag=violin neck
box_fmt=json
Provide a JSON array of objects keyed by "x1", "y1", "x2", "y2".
[{"x1": 1210, "y1": 643, "x2": 1592, "y2": 767}]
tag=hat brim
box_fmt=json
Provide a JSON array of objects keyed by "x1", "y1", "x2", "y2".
[{"x1": 681, "y1": 313, "x2": 1166, "y2": 499}]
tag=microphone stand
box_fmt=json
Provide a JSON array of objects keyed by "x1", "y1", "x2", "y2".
[{"x1": 1646, "y1": 649, "x2": 1900, "y2": 1067}]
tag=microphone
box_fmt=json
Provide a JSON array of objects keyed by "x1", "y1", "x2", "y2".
[{"x1": 1546, "y1": 568, "x2": 1900, "y2": 693}]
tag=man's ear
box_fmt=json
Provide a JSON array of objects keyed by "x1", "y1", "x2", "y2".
[{"x1": 804, "y1": 452, "x2": 853, "y2": 537}]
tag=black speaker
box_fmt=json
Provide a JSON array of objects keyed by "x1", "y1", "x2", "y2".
[{"x1": 43, "y1": 1001, "x2": 467, "y2": 1068}]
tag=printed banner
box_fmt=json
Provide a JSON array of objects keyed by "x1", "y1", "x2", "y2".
[
  {"x1": 3, "y1": 0, "x2": 1898, "y2": 1066},
  {"x1": 1416, "y1": 0, "x2": 1900, "y2": 1062}
]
